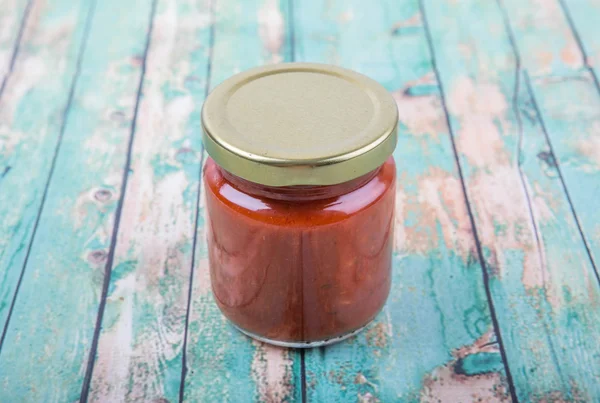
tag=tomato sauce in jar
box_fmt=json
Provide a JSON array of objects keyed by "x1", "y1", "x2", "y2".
[{"x1": 202, "y1": 63, "x2": 398, "y2": 347}]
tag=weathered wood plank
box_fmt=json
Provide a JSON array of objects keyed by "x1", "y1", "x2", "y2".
[
  {"x1": 562, "y1": 0, "x2": 600, "y2": 81},
  {"x1": 0, "y1": 0, "x2": 155, "y2": 400},
  {"x1": 502, "y1": 0, "x2": 600, "y2": 268},
  {"x1": 499, "y1": 0, "x2": 600, "y2": 393},
  {"x1": 499, "y1": 0, "x2": 583, "y2": 77},
  {"x1": 87, "y1": 0, "x2": 212, "y2": 401},
  {"x1": 546, "y1": 0, "x2": 600, "y2": 267},
  {"x1": 294, "y1": 0, "x2": 511, "y2": 401},
  {"x1": 182, "y1": 1, "x2": 302, "y2": 402},
  {"x1": 0, "y1": 0, "x2": 30, "y2": 90},
  {"x1": 0, "y1": 0, "x2": 93, "y2": 339},
  {"x1": 423, "y1": 0, "x2": 600, "y2": 400},
  {"x1": 528, "y1": 77, "x2": 600, "y2": 267}
]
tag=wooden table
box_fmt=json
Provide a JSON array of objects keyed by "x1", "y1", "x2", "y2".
[{"x1": 1, "y1": 0, "x2": 599, "y2": 401}]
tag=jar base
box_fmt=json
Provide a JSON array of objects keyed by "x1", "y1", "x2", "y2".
[{"x1": 233, "y1": 323, "x2": 370, "y2": 348}]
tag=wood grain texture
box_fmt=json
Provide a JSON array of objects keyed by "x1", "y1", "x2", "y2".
[
  {"x1": 0, "y1": 0, "x2": 154, "y2": 400},
  {"x1": 423, "y1": 0, "x2": 600, "y2": 400},
  {"x1": 87, "y1": 0, "x2": 212, "y2": 401},
  {"x1": 502, "y1": 0, "x2": 600, "y2": 273},
  {"x1": 181, "y1": 0, "x2": 301, "y2": 402},
  {"x1": 500, "y1": 0, "x2": 583, "y2": 77},
  {"x1": 501, "y1": 0, "x2": 600, "y2": 394},
  {"x1": 294, "y1": 0, "x2": 511, "y2": 401},
  {"x1": 541, "y1": 0, "x2": 600, "y2": 268},
  {"x1": 0, "y1": 0, "x2": 93, "y2": 343},
  {"x1": 562, "y1": 0, "x2": 600, "y2": 80},
  {"x1": 0, "y1": 0, "x2": 30, "y2": 89},
  {"x1": 1, "y1": 0, "x2": 600, "y2": 401}
]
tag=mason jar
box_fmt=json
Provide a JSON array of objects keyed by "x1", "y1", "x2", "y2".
[{"x1": 201, "y1": 63, "x2": 398, "y2": 347}]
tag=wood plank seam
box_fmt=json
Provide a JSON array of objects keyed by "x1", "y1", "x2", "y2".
[
  {"x1": 178, "y1": 0, "x2": 216, "y2": 401},
  {"x1": 448, "y1": 0, "x2": 600, "y2": 398},
  {"x1": 494, "y1": 0, "x2": 547, "y2": 297},
  {"x1": 418, "y1": 1, "x2": 520, "y2": 401},
  {"x1": 78, "y1": 0, "x2": 159, "y2": 400},
  {"x1": 498, "y1": 0, "x2": 600, "y2": 288},
  {"x1": 524, "y1": 71, "x2": 600, "y2": 287},
  {"x1": 555, "y1": 0, "x2": 600, "y2": 277},
  {"x1": 559, "y1": 0, "x2": 600, "y2": 96},
  {"x1": 300, "y1": 347, "x2": 306, "y2": 403},
  {"x1": 495, "y1": 1, "x2": 571, "y2": 389},
  {"x1": 524, "y1": 72, "x2": 590, "y2": 392},
  {"x1": 0, "y1": 0, "x2": 98, "y2": 353},
  {"x1": 0, "y1": 0, "x2": 33, "y2": 99}
]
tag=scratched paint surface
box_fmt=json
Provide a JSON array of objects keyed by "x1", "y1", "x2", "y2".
[
  {"x1": 0, "y1": 0, "x2": 92, "y2": 335},
  {"x1": 0, "y1": 0, "x2": 29, "y2": 87},
  {"x1": 514, "y1": 0, "x2": 600, "y2": 270},
  {"x1": 562, "y1": 0, "x2": 600, "y2": 80},
  {"x1": 423, "y1": 0, "x2": 600, "y2": 400},
  {"x1": 86, "y1": 0, "x2": 212, "y2": 401},
  {"x1": 1, "y1": 0, "x2": 600, "y2": 402},
  {"x1": 0, "y1": 0, "x2": 154, "y2": 400}
]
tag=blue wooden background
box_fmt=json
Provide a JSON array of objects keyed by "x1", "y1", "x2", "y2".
[{"x1": 0, "y1": 0, "x2": 599, "y2": 401}]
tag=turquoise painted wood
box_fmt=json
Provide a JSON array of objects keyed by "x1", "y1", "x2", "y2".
[
  {"x1": 0, "y1": 0, "x2": 154, "y2": 400},
  {"x1": 182, "y1": 0, "x2": 302, "y2": 402},
  {"x1": 520, "y1": 0, "x2": 600, "y2": 268},
  {"x1": 0, "y1": 0, "x2": 93, "y2": 341},
  {"x1": 0, "y1": 0, "x2": 30, "y2": 88},
  {"x1": 501, "y1": 0, "x2": 600, "y2": 396},
  {"x1": 502, "y1": 0, "x2": 600, "y2": 283},
  {"x1": 87, "y1": 0, "x2": 211, "y2": 401},
  {"x1": 423, "y1": 0, "x2": 600, "y2": 401},
  {"x1": 562, "y1": 0, "x2": 600, "y2": 81},
  {"x1": 1, "y1": 0, "x2": 600, "y2": 401},
  {"x1": 294, "y1": 0, "x2": 510, "y2": 401}
]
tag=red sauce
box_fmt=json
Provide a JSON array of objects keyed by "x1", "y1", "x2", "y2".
[{"x1": 204, "y1": 157, "x2": 396, "y2": 344}]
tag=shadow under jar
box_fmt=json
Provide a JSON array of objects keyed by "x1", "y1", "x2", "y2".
[{"x1": 201, "y1": 63, "x2": 398, "y2": 347}]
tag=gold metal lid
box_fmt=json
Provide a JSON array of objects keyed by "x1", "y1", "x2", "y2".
[{"x1": 201, "y1": 63, "x2": 398, "y2": 186}]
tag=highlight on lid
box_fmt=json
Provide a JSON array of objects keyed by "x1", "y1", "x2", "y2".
[{"x1": 202, "y1": 63, "x2": 397, "y2": 347}]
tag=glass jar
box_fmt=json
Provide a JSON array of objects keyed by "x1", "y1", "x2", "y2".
[{"x1": 201, "y1": 63, "x2": 398, "y2": 347}]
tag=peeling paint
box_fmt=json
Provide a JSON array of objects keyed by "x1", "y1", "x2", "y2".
[
  {"x1": 357, "y1": 391, "x2": 381, "y2": 403},
  {"x1": 0, "y1": 0, "x2": 30, "y2": 81},
  {"x1": 511, "y1": 0, "x2": 583, "y2": 74},
  {"x1": 365, "y1": 322, "x2": 390, "y2": 348},
  {"x1": 421, "y1": 364, "x2": 509, "y2": 402},
  {"x1": 251, "y1": 343, "x2": 294, "y2": 403},
  {"x1": 467, "y1": 168, "x2": 539, "y2": 279},
  {"x1": 390, "y1": 13, "x2": 422, "y2": 35},
  {"x1": 338, "y1": 9, "x2": 354, "y2": 23},
  {"x1": 90, "y1": 274, "x2": 136, "y2": 402},
  {"x1": 258, "y1": 0, "x2": 285, "y2": 63},
  {"x1": 393, "y1": 187, "x2": 407, "y2": 253},
  {"x1": 453, "y1": 330, "x2": 499, "y2": 358},
  {"x1": 575, "y1": 126, "x2": 600, "y2": 170},
  {"x1": 392, "y1": 86, "x2": 446, "y2": 138},
  {"x1": 419, "y1": 331, "x2": 508, "y2": 401},
  {"x1": 448, "y1": 77, "x2": 510, "y2": 168},
  {"x1": 397, "y1": 167, "x2": 473, "y2": 260}
]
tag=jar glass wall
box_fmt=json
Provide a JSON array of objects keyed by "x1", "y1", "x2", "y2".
[{"x1": 204, "y1": 156, "x2": 396, "y2": 347}]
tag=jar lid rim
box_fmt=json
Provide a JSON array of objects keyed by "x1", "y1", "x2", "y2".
[{"x1": 201, "y1": 62, "x2": 398, "y2": 186}]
